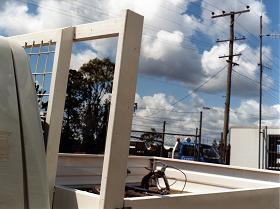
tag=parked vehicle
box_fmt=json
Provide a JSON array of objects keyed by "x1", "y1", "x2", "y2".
[{"x1": 174, "y1": 140, "x2": 221, "y2": 164}]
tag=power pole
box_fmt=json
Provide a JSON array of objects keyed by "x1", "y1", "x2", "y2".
[
  {"x1": 212, "y1": 8, "x2": 250, "y2": 163},
  {"x1": 195, "y1": 127, "x2": 199, "y2": 143},
  {"x1": 195, "y1": 127, "x2": 199, "y2": 160},
  {"x1": 258, "y1": 23, "x2": 280, "y2": 168},
  {"x1": 258, "y1": 15, "x2": 263, "y2": 169},
  {"x1": 198, "y1": 111, "x2": 203, "y2": 160},
  {"x1": 161, "y1": 120, "x2": 166, "y2": 157}
]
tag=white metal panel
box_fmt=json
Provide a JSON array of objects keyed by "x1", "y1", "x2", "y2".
[
  {"x1": 267, "y1": 128, "x2": 280, "y2": 135},
  {"x1": 56, "y1": 154, "x2": 150, "y2": 186},
  {"x1": 230, "y1": 127, "x2": 280, "y2": 169},
  {"x1": 53, "y1": 186, "x2": 99, "y2": 209},
  {"x1": 0, "y1": 37, "x2": 25, "y2": 209},
  {"x1": 161, "y1": 168, "x2": 278, "y2": 189},
  {"x1": 9, "y1": 40, "x2": 51, "y2": 209},
  {"x1": 230, "y1": 128, "x2": 260, "y2": 168},
  {"x1": 54, "y1": 155, "x2": 280, "y2": 209},
  {"x1": 156, "y1": 157, "x2": 280, "y2": 183},
  {"x1": 124, "y1": 187, "x2": 280, "y2": 209}
]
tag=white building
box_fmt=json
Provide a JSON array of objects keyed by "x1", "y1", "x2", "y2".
[{"x1": 230, "y1": 126, "x2": 280, "y2": 170}]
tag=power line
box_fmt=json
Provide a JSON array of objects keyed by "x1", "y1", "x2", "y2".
[
  {"x1": 232, "y1": 70, "x2": 280, "y2": 102},
  {"x1": 136, "y1": 107, "x2": 199, "y2": 114},
  {"x1": 133, "y1": 115, "x2": 200, "y2": 123},
  {"x1": 232, "y1": 69, "x2": 279, "y2": 93},
  {"x1": 134, "y1": 65, "x2": 227, "y2": 120}
]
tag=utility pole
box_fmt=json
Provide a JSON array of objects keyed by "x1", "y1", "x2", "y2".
[
  {"x1": 195, "y1": 128, "x2": 199, "y2": 143},
  {"x1": 212, "y1": 7, "x2": 250, "y2": 163},
  {"x1": 258, "y1": 15, "x2": 263, "y2": 169},
  {"x1": 220, "y1": 132, "x2": 224, "y2": 162},
  {"x1": 195, "y1": 127, "x2": 199, "y2": 160},
  {"x1": 258, "y1": 19, "x2": 280, "y2": 168},
  {"x1": 198, "y1": 111, "x2": 203, "y2": 160},
  {"x1": 161, "y1": 120, "x2": 166, "y2": 157}
]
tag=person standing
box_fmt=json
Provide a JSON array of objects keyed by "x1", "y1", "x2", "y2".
[{"x1": 172, "y1": 137, "x2": 182, "y2": 159}]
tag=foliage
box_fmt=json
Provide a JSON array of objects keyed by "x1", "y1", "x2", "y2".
[
  {"x1": 59, "y1": 58, "x2": 115, "y2": 154},
  {"x1": 35, "y1": 83, "x2": 48, "y2": 146},
  {"x1": 139, "y1": 128, "x2": 164, "y2": 156},
  {"x1": 35, "y1": 83, "x2": 48, "y2": 115}
]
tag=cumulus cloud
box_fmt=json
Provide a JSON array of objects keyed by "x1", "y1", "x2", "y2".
[
  {"x1": 0, "y1": 2, "x2": 42, "y2": 35},
  {"x1": 1, "y1": 0, "x2": 277, "y2": 147},
  {"x1": 0, "y1": 0, "x2": 202, "y2": 86},
  {"x1": 0, "y1": 1, "x2": 85, "y2": 35},
  {"x1": 140, "y1": 30, "x2": 203, "y2": 84},
  {"x1": 0, "y1": 0, "x2": 274, "y2": 97},
  {"x1": 199, "y1": 0, "x2": 270, "y2": 39},
  {"x1": 70, "y1": 38, "x2": 118, "y2": 70},
  {"x1": 70, "y1": 49, "x2": 97, "y2": 70},
  {"x1": 200, "y1": 42, "x2": 273, "y2": 96},
  {"x1": 133, "y1": 93, "x2": 280, "y2": 145}
]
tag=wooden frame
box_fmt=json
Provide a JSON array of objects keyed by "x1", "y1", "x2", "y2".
[{"x1": 8, "y1": 10, "x2": 144, "y2": 209}]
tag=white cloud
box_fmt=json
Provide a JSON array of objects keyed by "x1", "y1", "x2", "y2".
[
  {"x1": 89, "y1": 38, "x2": 118, "y2": 60},
  {"x1": 200, "y1": 42, "x2": 273, "y2": 96},
  {"x1": 0, "y1": 2, "x2": 42, "y2": 35},
  {"x1": 1, "y1": 0, "x2": 277, "y2": 146},
  {"x1": 0, "y1": 0, "x2": 273, "y2": 97},
  {"x1": 199, "y1": 0, "x2": 270, "y2": 39},
  {"x1": 70, "y1": 49, "x2": 97, "y2": 70},
  {"x1": 0, "y1": 0, "x2": 203, "y2": 83},
  {"x1": 143, "y1": 30, "x2": 184, "y2": 61},
  {"x1": 133, "y1": 93, "x2": 280, "y2": 145}
]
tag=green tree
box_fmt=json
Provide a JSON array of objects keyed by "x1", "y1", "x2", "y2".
[
  {"x1": 35, "y1": 83, "x2": 48, "y2": 146},
  {"x1": 80, "y1": 58, "x2": 114, "y2": 153},
  {"x1": 140, "y1": 128, "x2": 163, "y2": 156},
  {"x1": 59, "y1": 58, "x2": 114, "y2": 154},
  {"x1": 59, "y1": 70, "x2": 86, "y2": 153}
]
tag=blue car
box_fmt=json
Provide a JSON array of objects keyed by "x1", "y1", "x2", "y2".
[{"x1": 178, "y1": 140, "x2": 221, "y2": 164}]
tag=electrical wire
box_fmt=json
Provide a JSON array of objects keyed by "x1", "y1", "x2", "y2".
[
  {"x1": 144, "y1": 64, "x2": 227, "y2": 119},
  {"x1": 155, "y1": 161, "x2": 187, "y2": 193}
]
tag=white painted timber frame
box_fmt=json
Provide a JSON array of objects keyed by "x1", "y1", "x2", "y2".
[{"x1": 8, "y1": 10, "x2": 144, "y2": 209}]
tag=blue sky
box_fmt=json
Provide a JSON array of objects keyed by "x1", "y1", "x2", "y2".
[{"x1": 0, "y1": 0, "x2": 279, "y2": 142}]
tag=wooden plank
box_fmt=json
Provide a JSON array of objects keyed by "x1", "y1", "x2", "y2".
[
  {"x1": 45, "y1": 27, "x2": 74, "y2": 203},
  {"x1": 98, "y1": 10, "x2": 144, "y2": 209},
  {"x1": 8, "y1": 29, "x2": 62, "y2": 47},
  {"x1": 8, "y1": 17, "x2": 121, "y2": 47},
  {"x1": 74, "y1": 17, "x2": 122, "y2": 41}
]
